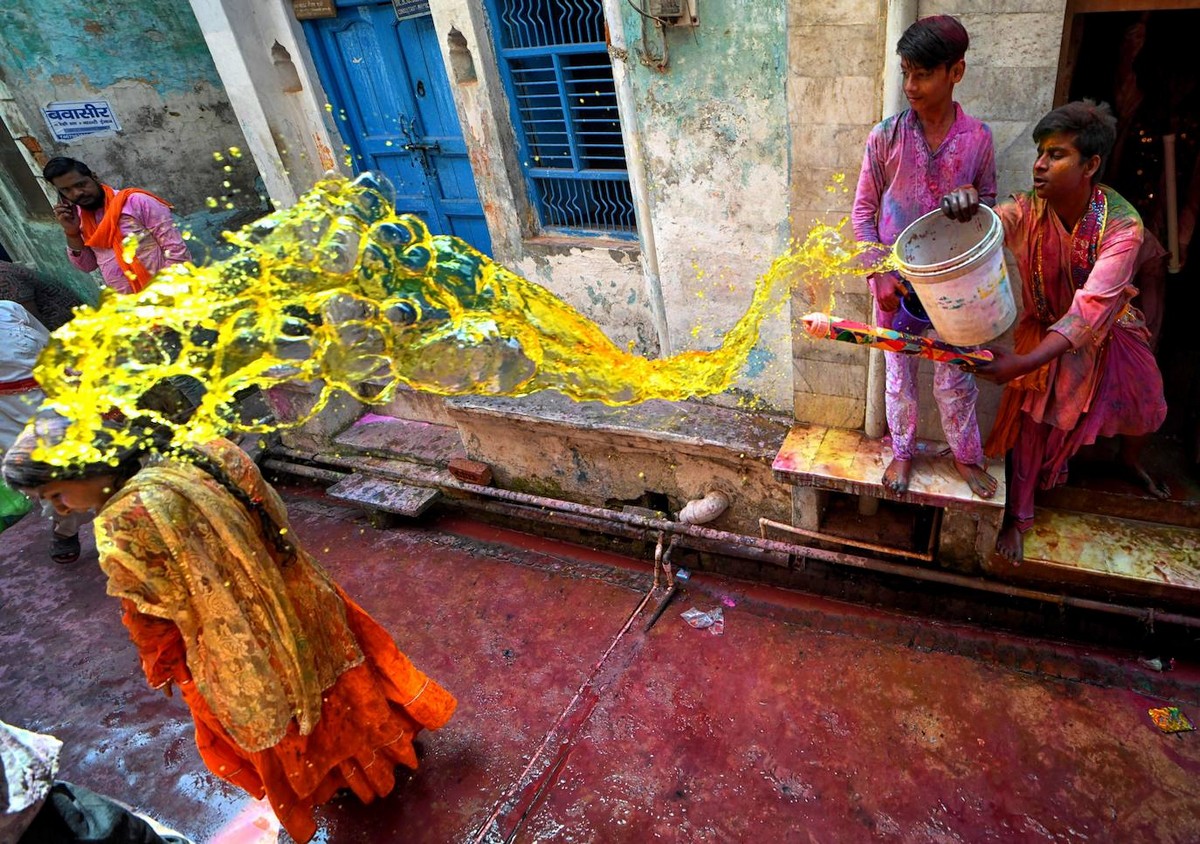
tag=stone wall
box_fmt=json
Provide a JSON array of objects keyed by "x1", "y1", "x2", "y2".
[
  {"x1": 920, "y1": 0, "x2": 1069, "y2": 199},
  {"x1": 787, "y1": 0, "x2": 887, "y2": 429},
  {"x1": 910, "y1": 0, "x2": 1067, "y2": 441}
]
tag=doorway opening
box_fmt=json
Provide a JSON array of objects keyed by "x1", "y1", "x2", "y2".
[{"x1": 1052, "y1": 5, "x2": 1200, "y2": 529}]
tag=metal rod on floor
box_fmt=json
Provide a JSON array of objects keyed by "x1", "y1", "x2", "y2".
[
  {"x1": 265, "y1": 450, "x2": 1200, "y2": 630},
  {"x1": 261, "y1": 459, "x2": 345, "y2": 483},
  {"x1": 759, "y1": 516, "x2": 934, "y2": 562}
]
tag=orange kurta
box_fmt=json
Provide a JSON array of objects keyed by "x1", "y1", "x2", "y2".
[{"x1": 95, "y1": 440, "x2": 455, "y2": 842}]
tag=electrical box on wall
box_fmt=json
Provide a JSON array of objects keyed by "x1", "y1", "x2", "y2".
[{"x1": 645, "y1": 0, "x2": 698, "y2": 27}]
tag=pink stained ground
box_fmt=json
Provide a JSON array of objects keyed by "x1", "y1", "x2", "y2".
[{"x1": 1, "y1": 483, "x2": 1197, "y2": 843}]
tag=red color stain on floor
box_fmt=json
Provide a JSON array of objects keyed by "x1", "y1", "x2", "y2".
[{"x1": 2, "y1": 490, "x2": 1198, "y2": 842}]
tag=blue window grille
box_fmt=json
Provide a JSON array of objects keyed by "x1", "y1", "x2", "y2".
[{"x1": 485, "y1": 0, "x2": 636, "y2": 238}]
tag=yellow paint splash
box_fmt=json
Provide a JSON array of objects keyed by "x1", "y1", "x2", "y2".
[{"x1": 33, "y1": 173, "x2": 889, "y2": 469}]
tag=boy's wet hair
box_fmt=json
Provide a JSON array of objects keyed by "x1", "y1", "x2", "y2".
[
  {"x1": 897, "y1": 15, "x2": 970, "y2": 69},
  {"x1": 1032, "y1": 99, "x2": 1118, "y2": 182}
]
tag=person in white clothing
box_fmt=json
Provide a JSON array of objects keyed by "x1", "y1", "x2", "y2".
[{"x1": 0, "y1": 301, "x2": 85, "y2": 562}]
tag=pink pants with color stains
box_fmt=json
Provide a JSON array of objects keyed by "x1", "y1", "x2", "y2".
[{"x1": 876, "y1": 302, "x2": 985, "y2": 466}]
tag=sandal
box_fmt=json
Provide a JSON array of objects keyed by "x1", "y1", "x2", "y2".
[{"x1": 50, "y1": 532, "x2": 81, "y2": 565}]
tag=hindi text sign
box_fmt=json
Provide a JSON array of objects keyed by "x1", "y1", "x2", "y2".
[
  {"x1": 392, "y1": 0, "x2": 430, "y2": 20},
  {"x1": 43, "y1": 101, "x2": 121, "y2": 144},
  {"x1": 292, "y1": 0, "x2": 336, "y2": 20}
]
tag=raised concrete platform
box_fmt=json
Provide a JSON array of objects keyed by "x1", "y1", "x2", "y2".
[
  {"x1": 447, "y1": 394, "x2": 790, "y2": 460},
  {"x1": 772, "y1": 424, "x2": 1004, "y2": 570},
  {"x1": 1018, "y1": 508, "x2": 1200, "y2": 606},
  {"x1": 443, "y1": 393, "x2": 793, "y2": 534},
  {"x1": 772, "y1": 424, "x2": 1005, "y2": 512}
]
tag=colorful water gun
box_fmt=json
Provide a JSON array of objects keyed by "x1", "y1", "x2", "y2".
[{"x1": 800, "y1": 312, "x2": 993, "y2": 367}]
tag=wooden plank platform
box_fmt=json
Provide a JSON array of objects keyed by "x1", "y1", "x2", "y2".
[
  {"x1": 1020, "y1": 508, "x2": 1200, "y2": 603},
  {"x1": 325, "y1": 473, "x2": 441, "y2": 517},
  {"x1": 772, "y1": 425, "x2": 1004, "y2": 513}
]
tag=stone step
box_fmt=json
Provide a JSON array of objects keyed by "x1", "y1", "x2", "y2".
[
  {"x1": 331, "y1": 413, "x2": 465, "y2": 468},
  {"x1": 273, "y1": 445, "x2": 459, "y2": 489},
  {"x1": 1038, "y1": 484, "x2": 1200, "y2": 530},
  {"x1": 1035, "y1": 457, "x2": 1200, "y2": 529},
  {"x1": 325, "y1": 472, "x2": 441, "y2": 517},
  {"x1": 772, "y1": 424, "x2": 1004, "y2": 513},
  {"x1": 1018, "y1": 507, "x2": 1200, "y2": 607}
]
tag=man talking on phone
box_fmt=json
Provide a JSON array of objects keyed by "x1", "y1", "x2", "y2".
[
  {"x1": 42, "y1": 157, "x2": 203, "y2": 419},
  {"x1": 43, "y1": 157, "x2": 191, "y2": 294}
]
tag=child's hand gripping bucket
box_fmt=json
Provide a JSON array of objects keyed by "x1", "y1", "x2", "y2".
[{"x1": 892, "y1": 205, "x2": 1015, "y2": 346}]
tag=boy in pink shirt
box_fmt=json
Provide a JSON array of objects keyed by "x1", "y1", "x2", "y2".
[{"x1": 852, "y1": 16, "x2": 997, "y2": 499}]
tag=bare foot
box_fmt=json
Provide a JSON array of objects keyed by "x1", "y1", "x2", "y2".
[
  {"x1": 995, "y1": 520, "x2": 1024, "y2": 566},
  {"x1": 954, "y1": 460, "x2": 998, "y2": 499},
  {"x1": 1119, "y1": 460, "x2": 1170, "y2": 499},
  {"x1": 883, "y1": 457, "x2": 912, "y2": 494}
]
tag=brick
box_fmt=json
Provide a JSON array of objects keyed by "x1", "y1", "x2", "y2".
[{"x1": 449, "y1": 457, "x2": 494, "y2": 486}]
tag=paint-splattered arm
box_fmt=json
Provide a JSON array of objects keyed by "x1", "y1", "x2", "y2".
[{"x1": 851, "y1": 127, "x2": 886, "y2": 249}]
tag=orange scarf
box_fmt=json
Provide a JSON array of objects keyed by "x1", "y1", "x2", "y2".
[{"x1": 79, "y1": 184, "x2": 174, "y2": 293}]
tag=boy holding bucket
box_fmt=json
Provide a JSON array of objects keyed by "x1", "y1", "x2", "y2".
[
  {"x1": 852, "y1": 15, "x2": 998, "y2": 499},
  {"x1": 942, "y1": 101, "x2": 1168, "y2": 564}
]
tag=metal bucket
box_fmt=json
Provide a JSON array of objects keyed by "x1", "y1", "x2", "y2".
[{"x1": 892, "y1": 205, "x2": 1015, "y2": 346}]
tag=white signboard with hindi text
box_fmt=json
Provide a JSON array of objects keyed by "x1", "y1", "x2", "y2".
[
  {"x1": 42, "y1": 101, "x2": 121, "y2": 143},
  {"x1": 392, "y1": 0, "x2": 430, "y2": 20}
]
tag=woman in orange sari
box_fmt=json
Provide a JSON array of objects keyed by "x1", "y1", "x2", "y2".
[{"x1": 3, "y1": 411, "x2": 455, "y2": 843}]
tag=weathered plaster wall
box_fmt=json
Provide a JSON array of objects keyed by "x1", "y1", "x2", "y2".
[
  {"x1": 429, "y1": 0, "x2": 659, "y2": 359},
  {"x1": 0, "y1": 0, "x2": 264, "y2": 274},
  {"x1": 619, "y1": 0, "x2": 794, "y2": 413},
  {"x1": 0, "y1": 106, "x2": 96, "y2": 301},
  {"x1": 787, "y1": 0, "x2": 887, "y2": 430},
  {"x1": 429, "y1": 1, "x2": 792, "y2": 408}
]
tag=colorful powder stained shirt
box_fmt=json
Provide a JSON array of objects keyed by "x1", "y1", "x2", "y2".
[
  {"x1": 66, "y1": 192, "x2": 191, "y2": 294},
  {"x1": 851, "y1": 104, "x2": 995, "y2": 469},
  {"x1": 992, "y1": 187, "x2": 1166, "y2": 437},
  {"x1": 852, "y1": 103, "x2": 997, "y2": 259}
]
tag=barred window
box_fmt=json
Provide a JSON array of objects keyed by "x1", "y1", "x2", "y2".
[{"x1": 486, "y1": 0, "x2": 635, "y2": 237}]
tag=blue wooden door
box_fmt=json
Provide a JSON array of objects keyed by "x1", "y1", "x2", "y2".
[{"x1": 304, "y1": 2, "x2": 492, "y2": 254}]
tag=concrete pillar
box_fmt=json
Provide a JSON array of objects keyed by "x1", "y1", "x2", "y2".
[
  {"x1": 188, "y1": 0, "x2": 347, "y2": 207},
  {"x1": 864, "y1": 0, "x2": 918, "y2": 443}
]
